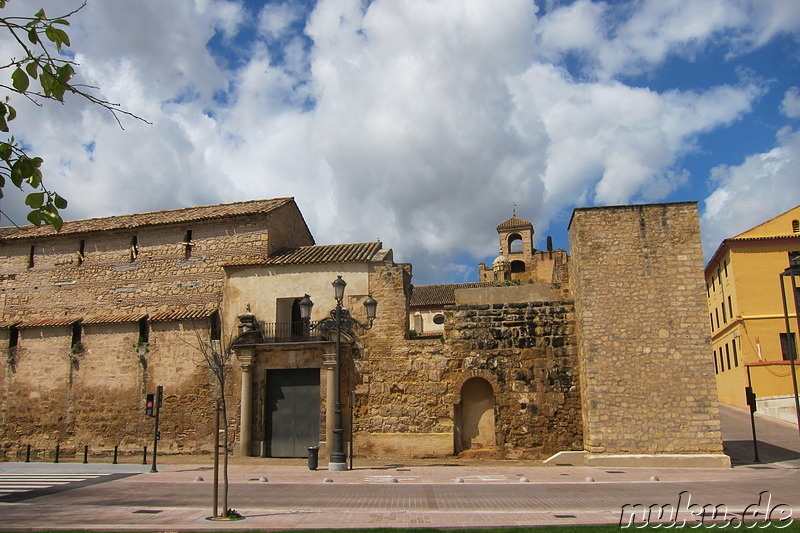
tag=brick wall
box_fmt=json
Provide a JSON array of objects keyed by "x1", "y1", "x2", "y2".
[{"x1": 569, "y1": 202, "x2": 723, "y2": 454}]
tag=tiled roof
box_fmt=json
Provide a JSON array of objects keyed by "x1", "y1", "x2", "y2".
[
  {"x1": 228, "y1": 242, "x2": 383, "y2": 267},
  {"x1": 497, "y1": 216, "x2": 533, "y2": 230},
  {"x1": 149, "y1": 309, "x2": 217, "y2": 322},
  {"x1": 17, "y1": 317, "x2": 80, "y2": 329},
  {"x1": 83, "y1": 314, "x2": 148, "y2": 325},
  {"x1": 0, "y1": 320, "x2": 21, "y2": 328},
  {"x1": 410, "y1": 282, "x2": 502, "y2": 307},
  {"x1": 0, "y1": 198, "x2": 295, "y2": 240}
]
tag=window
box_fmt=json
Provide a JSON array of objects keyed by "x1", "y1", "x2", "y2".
[
  {"x1": 732, "y1": 340, "x2": 739, "y2": 367},
  {"x1": 722, "y1": 303, "x2": 727, "y2": 324},
  {"x1": 727, "y1": 296, "x2": 733, "y2": 318},
  {"x1": 713, "y1": 353, "x2": 718, "y2": 374},
  {"x1": 8, "y1": 326, "x2": 18, "y2": 351},
  {"x1": 71, "y1": 322, "x2": 82, "y2": 353},
  {"x1": 723, "y1": 260, "x2": 728, "y2": 277},
  {"x1": 715, "y1": 309, "x2": 720, "y2": 329},
  {"x1": 510, "y1": 260, "x2": 526, "y2": 273},
  {"x1": 725, "y1": 344, "x2": 731, "y2": 370},
  {"x1": 77, "y1": 240, "x2": 85, "y2": 265},
  {"x1": 210, "y1": 311, "x2": 222, "y2": 341},
  {"x1": 711, "y1": 276, "x2": 715, "y2": 291},
  {"x1": 709, "y1": 313, "x2": 714, "y2": 332},
  {"x1": 508, "y1": 234, "x2": 523, "y2": 254},
  {"x1": 793, "y1": 219, "x2": 799, "y2": 233},
  {"x1": 27, "y1": 245, "x2": 35, "y2": 269},
  {"x1": 183, "y1": 230, "x2": 193, "y2": 260},
  {"x1": 138, "y1": 317, "x2": 149, "y2": 345},
  {"x1": 432, "y1": 314, "x2": 445, "y2": 325},
  {"x1": 130, "y1": 235, "x2": 139, "y2": 262},
  {"x1": 718, "y1": 349, "x2": 725, "y2": 372},
  {"x1": 780, "y1": 332, "x2": 797, "y2": 361}
]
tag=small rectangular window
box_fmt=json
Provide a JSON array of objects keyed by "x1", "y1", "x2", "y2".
[
  {"x1": 210, "y1": 311, "x2": 221, "y2": 341},
  {"x1": 723, "y1": 260, "x2": 728, "y2": 277},
  {"x1": 711, "y1": 276, "x2": 715, "y2": 291},
  {"x1": 732, "y1": 340, "x2": 739, "y2": 367},
  {"x1": 713, "y1": 353, "x2": 718, "y2": 374},
  {"x1": 28, "y1": 245, "x2": 35, "y2": 269},
  {"x1": 725, "y1": 344, "x2": 731, "y2": 370},
  {"x1": 138, "y1": 317, "x2": 149, "y2": 345},
  {"x1": 718, "y1": 349, "x2": 725, "y2": 372},
  {"x1": 722, "y1": 303, "x2": 727, "y2": 324},
  {"x1": 71, "y1": 322, "x2": 82, "y2": 353},
  {"x1": 727, "y1": 296, "x2": 733, "y2": 318},
  {"x1": 710, "y1": 313, "x2": 714, "y2": 332},
  {"x1": 780, "y1": 333, "x2": 797, "y2": 361},
  {"x1": 183, "y1": 230, "x2": 193, "y2": 260},
  {"x1": 9, "y1": 326, "x2": 19, "y2": 350},
  {"x1": 77, "y1": 240, "x2": 85, "y2": 265},
  {"x1": 130, "y1": 235, "x2": 139, "y2": 262},
  {"x1": 715, "y1": 309, "x2": 720, "y2": 329}
]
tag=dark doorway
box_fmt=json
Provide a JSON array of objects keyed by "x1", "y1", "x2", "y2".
[{"x1": 265, "y1": 368, "x2": 321, "y2": 457}]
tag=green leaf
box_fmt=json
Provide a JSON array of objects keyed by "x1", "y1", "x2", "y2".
[
  {"x1": 54, "y1": 27, "x2": 70, "y2": 48},
  {"x1": 31, "y1": 157, "x2": 43, "y2": 168},
  {"x1": 6, "y1": 104, "x2": 16, "y2": 121},
  {"x1": 0, "y1": 115, "x2": 7, "y2": 133},
  {"x1": 54, "y1": 193, "x2": 68, "y2": 210},
  {"x1": 25, "y1": 192, "x2": 45, "y2": 209},
  {"x1": 25, "y1": 61, "x2": 38, "y2": 79},
  {"x1": 27, "y1": 27, "x2": 39, "y2": 45},
  {"x1": 28, "y1": 168, "x2": 42, "y2": 188},
  {"x1": 58, "y1": 64, "x2": 74, "y2": 83},
  {"x1": 27, "y1": 211, "x2": 45, "y2": 227},
  {"x1": 11, "y1": 68, "x2": 30, "y2": 92},
  {"x1": 53, "y1": 19, "x2": 70, "y2": 26},
  {"x1": 0, "y1": 143, "x2": 11, "y2": 161},
  {"x1": 35, "y1": 8, "x2": 46, "y2": 19}
]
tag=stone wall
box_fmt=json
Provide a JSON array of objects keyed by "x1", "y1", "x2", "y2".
[
  {"x1": 355, "y1": 259, "x2": 581, "y2": 459},
  {"x1": 569, "y1": 202, "x2": 723, "y2": 454},
  {"x1": 444, "y1": 301, "x2": 582, "y2": 458}
]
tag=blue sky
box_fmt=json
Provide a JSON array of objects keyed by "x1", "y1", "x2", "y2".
[{"x1": 2, "y1": 0, "x2": 799, "y2": 285}]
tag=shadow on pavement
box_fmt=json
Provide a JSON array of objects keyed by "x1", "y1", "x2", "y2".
[{"x1": 724, "y1": 439, "x2": 800, "y2": 466}]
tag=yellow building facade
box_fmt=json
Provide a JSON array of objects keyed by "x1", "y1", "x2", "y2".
[{"x1": 705, "y1": 205, "x2": 800, "y2": 424}]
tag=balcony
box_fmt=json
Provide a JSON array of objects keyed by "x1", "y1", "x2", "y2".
[{"x1": 260, "y1": 321, "x2": 324, "y2": 344}]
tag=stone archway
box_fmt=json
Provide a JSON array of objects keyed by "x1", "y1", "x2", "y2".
[{"x1": 456, "y1": 377, "x2": 496, "y2": 453}]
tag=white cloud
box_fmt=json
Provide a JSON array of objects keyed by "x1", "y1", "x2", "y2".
[
  {"x1": 2, "y1": 0, "x2": 797, "y2": 284},
  {"x1": 701, "y1": 127, "x2": 800, "y2": 257},
  {"x1": 782, "y1": 87, "x2": 800, "y2": 118}
]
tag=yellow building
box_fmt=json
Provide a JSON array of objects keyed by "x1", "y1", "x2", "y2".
[{"x1": 705, "y1": 205, "x2": 800, "y2": 424}]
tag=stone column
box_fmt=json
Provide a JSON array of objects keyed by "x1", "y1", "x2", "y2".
[
  {"x1": 323, "y1": 346, "x2": 337, "y2": 460},
  {"x1": 236, "y1": 349, "x2": 254, "y2": 457}
]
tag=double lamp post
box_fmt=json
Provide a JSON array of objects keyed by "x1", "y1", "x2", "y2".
[{"x1": 298, "y1": 276, "x2": 377, "y2": 471}]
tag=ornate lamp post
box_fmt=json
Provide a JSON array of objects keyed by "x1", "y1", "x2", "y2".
[
  {"x1": 298, "y1": 276, "x2": 377, "y2": 471},
  {"x1": 778, "y1": 251, "x2": 800, "y2": 437}
]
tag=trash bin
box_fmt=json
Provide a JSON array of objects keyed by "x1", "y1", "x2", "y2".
[{"x1": 307, "y1": 446, "x2": 319, "y2": 470}]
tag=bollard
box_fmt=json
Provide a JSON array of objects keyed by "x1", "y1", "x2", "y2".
[
  {"x1": 83, "y1": 445, "x2": 89, "y2": 464},
  {"x1": 307, "y1": 446, "x2": 320, "y2": 470},
  {"x1": 25, "y1": 444, "x2": 31, "y2": 463},
  {"x1": 142, "y1": 445, "x2": 148, "y2": 465},
  {"x1": 113, "y1": 445, "x2": 118, "y2": 465},
  {"x1": 54, "y1": 444, "x2": 60, "y2": 463}
]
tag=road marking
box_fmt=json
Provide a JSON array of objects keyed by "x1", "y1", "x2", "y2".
[{"x1": 0, "y1": 474, "x2": 106, "y2": 497}]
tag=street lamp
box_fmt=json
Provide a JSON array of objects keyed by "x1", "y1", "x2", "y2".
[
  {"x1": 778, "y1": 251, "x2": 800, "y2": 438},
  {"x1": 299, "y1": 276, "x2": 377, "y2": 470}
]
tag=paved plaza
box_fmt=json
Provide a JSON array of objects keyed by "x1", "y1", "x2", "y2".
[{"x1": 0, "y1": 405, "x2": 798, "y2": 530}]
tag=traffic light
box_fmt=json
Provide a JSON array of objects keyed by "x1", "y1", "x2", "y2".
[{"x1": 145, "y1": 393, "x2": 155, "y2": 417}]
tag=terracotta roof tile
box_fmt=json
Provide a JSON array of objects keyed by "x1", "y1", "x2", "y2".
[
  {"x1": 410, "y1": 282, "x2": 502, "y2": 307},
  {"x1": 149, "y1": 309, "x2": 217, "y2": 322},
  {"x1": 17, "y1": 317, "x2": 80, "y2": 328},
  {"x1": 497, "y1": 216, "x2": 533, "y2": 230},
  {"x1": 0, "y1": 320, "x2": 21, "y2": 328},
  {"x1": 83, "y1": 314, "x2": 148, "y2": 325},
  {"x1": 227, "y1": 242, "x2": 383, "y2": 267},
  {"x1": 0, "y1": 198, "x2": 294, "y2": 240}
]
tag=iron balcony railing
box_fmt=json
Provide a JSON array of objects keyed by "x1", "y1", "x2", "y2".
[{"x1": 260, "y1": 321, "x2": 323, "y2": 343}]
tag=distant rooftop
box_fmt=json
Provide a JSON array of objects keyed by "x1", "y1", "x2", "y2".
[
  {"x1": 0, "y1": 197, "x2": 296, "y2": 240},
  {"x1": 226, "y1": 242, "x2": 384, "y2": 267},
  {"x1": 410, "y1": 282, "x2": 502, "y2": 307}
]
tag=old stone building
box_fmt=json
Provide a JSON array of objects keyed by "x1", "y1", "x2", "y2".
[{"x1": 0, "y1": 198, "x2": 728, "y2": 467}]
